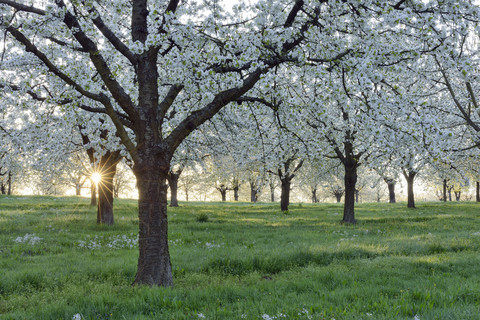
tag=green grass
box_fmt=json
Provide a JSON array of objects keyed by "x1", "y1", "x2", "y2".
[{"x1": 1, "y1": 196, "x2": 480, "y2": 319}]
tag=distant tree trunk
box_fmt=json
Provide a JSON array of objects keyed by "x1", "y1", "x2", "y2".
[
  {"x1": 216, "y1": 184, "x2": 228, "y2": 202},
  {"x1": 355, "y1": 189, "x2": 359, "y2": 203},
  {"x1": 442, "y1": 179, "x2": 447, "y2": 202},
  {"x1": 167, "y1": 169, "x2": 182, "y2": 207},
  {"x1": 250, "y1": 188, "x2": 258, "y2": 202},
  {"x1": 454, "y1": 190, "x2": 461, "y2": 201},
  {"x1": 334, "y1": 192, "x2": 342, "y2": 203},
  {"x1": 0, "y1": 183, "x2": 5, "y2": 195},
  {"x1": 96, "y1": 151, "x2": 121, "y2": 225},
  {"x1": 448, "y1": 186, "x2": 453, "y2": 202},
  {"x1": 7, "y1": 171, "x2": 12, "y2": 195},
  {"x1": 403, "y1": 169, "x2": 416, "y2": 208},
  {"x1": 385, "y1": 179, "x2": 396, "y2": 203},
  {"x1": 477, "y1": 182, "x2": 480, "y2": 202},
  {"x1": 280, "y1": 179, "x2": 290, "y2": 211},
  {"x1": 90, "y1": 184, "x2": 97, "y2": 206},
  {"x1": 232, "y1": 177, "x2": 240, "y2": 201},
  {"x1": 269, "y1": 183, "x2": 275, "y2": 202},
  {"x1": 75, "y1": 183, "x2": 81, "y2": 196},
  {"x1": 311, "y1": 187, "x2": 318, "y2": 203}
]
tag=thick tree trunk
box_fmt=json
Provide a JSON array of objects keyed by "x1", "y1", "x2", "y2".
[
  {"x1": 403, "y1": 170, "x2": 416, "y2": 208},
  {"x1": 90, "y1": 184, "x2": 97, "y2": 206},
  {"x1": 167, "y1": 170, "x2": 181, "y2": 207},
  {"x1": 387, "y1": 181, "x2": 396, "y2": 203},
  {"x1": 250, "y1": 187, "x2": 258, "y2": 202},
  {"x1": 0, "y1": 184, "x2": 5, "y2": 195},
  {"x1": 97, "y1": 163, "x2": 116, "y2": 225},
  {"x1": 343, "y1": 164, "x2": 357, "y2": 223},
  {"x1": 477, "y1": 182, "x2": 480, "y2": 202},
  {"x1": 233, "y1": 186, "x2": 239, "y2": 201},
  {"x1": 132, "y1": 164, "x2": 173, "y2": 287},
  {"x1": 280, "y1": 179, "x2": 290, "y2": 211},
  {"x1": 442, "y1": 179, "x2": 447, "y2": 202},
  {"x1": 220, "y1": 190, "x2": 227, "y2": 202},
  {"x1": 334, "y1": 193, "x2": 342, "y2": 203}
]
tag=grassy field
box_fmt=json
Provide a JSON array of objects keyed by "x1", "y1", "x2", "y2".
[{"x1": 1, "y1": 196, "x2": 480, "y2": 319}]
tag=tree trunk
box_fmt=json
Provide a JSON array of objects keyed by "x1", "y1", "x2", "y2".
[
  {"x1": 233, "y1": 186, "x2": 239, "y2": 201},
  {"x1": 448, "y1": 187, "x2": 452, "y2": 202},
  {"x1": 334, "y1": 192, "x2": 342, "y2": 203},
  {"x1": 7, "y1": 172, "x2": 12, "y2": 195},
  {"x1": 355, "y1": 189, "x2": 359, "y2": 203},
  {"x1": 220, "y1": 189, "x2": 227, "y2": 202},
  {"x1": 343, "y1": 163, "x2": 357, "y2": 223},
  {"x1": 0, "y1": 183, "x2": 5, "y2": 195},
  {"x1": 454, "y1": 191, "x2": 461, "y2": 201},
  {"x1": 132, "y1": 163, "x2": 173, "y2": 287},
  {"x1": 250, "y1": 187, "x2": 258, "y2": 202},
  {"x1": 90, "y1": 184, "x2": 97, "y2": 206},
  {"x1": 387, "y1": 181, "x2": 396, "y2": 203},
  {"x1": 76, "y1": 183, "x2": 81, "y2": 196},
  {"x1": 477, "y1": 182, "x2": 480, "y2": 202},
  {"x1": 97, "y1": 161, "x2": 117, "y2": 225},
  {"x1": 311, "y1": 188, "x2": 317, "y2": 203},
  {"x1": 280, "y1": 179, "x2": 290, "y2": 211},
  {"x1": 270, "y1": 185, "x2": 275, "y2": 202},
  {"x1": 167, "y1": 170, "x2": 181, "y2": 207},
  {"x1": 403, "y1": 170, "x2": 416, "y2": 208},
  {"x1": 442, "y1": 179, "x2": 447, "y2": 202}
]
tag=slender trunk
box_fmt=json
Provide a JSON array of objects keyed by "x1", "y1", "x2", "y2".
[
  {"x1": 403, "y1": 170, "x2": 416, "y2": 208},
  {"x1": 233, "y1": 186, "x2": 239, "y2": 201},
  {"x1": 387, "y1": 182, "x2": 396, "y2": 203},
  {"x1": 280, "y1": 179, "x2": 290, "y2": 211},
  {"x1": 455, "y1": 191, "x2": 461, "y2": 201},
  {"x1": 477, "y1": 182, "x2": 480, "y2": 202},
  {"x1": 311, "y1": 188, "x2": 317, "y2": 203},
  {"x1": 448, "y1": 188, "x2": 452, "y2": 202},
  {"x1": 7, "y1": 172, "x2": 11, "y2": 195},
  {"x1": 167, "y1": 171, "x2": 181, "y2": 207},
  {"x1": 90, "y1": 184, "x2": 97, "y2": 206},
  {"x1": 76, "y1": 184, "x2": 81, "y2": 196},
  {"x1": 97, "y1": 163, "x2": 116, "y2": 225},
  {"x1": 442, "y1": 179, "x2": 447, "y2": 202},
  {"x1": 270, "y1": 184, "x2": 275, "y2": 202},
  {"x1": 355, "y1": 189, "x2": 359, "y2": 203},
  {"x1": 132, "y1": 164, "x2": 173, "y2": 287},
  {"x1": 343, "y1": 164, "x2": 357, "y2": 223},
  {"x1": 0, "y1": 184, "x2": 5, "y2": 195}
]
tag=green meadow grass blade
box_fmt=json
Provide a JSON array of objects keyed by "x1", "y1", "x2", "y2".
[{"x1": 1, "y1": 196, "x2": 480, "y2": 319}]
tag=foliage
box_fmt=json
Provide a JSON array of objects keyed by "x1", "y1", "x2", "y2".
[{"x1": 1, "y1": 196, "x2": 480, "y2": 319}]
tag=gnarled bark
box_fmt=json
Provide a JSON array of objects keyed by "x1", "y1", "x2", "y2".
[{"x1": 167, "y1": 168, "x2": 182, "y2": 207}]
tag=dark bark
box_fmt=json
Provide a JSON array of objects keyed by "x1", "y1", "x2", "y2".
[
  {"x1": 403, "y1": 169, "x2": 416, "y2": 208},
  {"x1": 343, "y1": 160, "x2": 357, "y2": 223},
  {"x1": 7, "y1": 172, "x2": 11, "y2": 195},
  {"x1": 355, "y1": 189, "x2": 359, "y2": 203},
  {"x1": 232, "y1": 177, "x2": 240, "y2": 201},
  {"x1": 385, "y1": 179, "x2": 396, "y2": 203},
  {"x1": 477, "y1": 182, "x2": 480, "y2": 202},
  {"x1": 448, "y1": 187, "x2": 453, "y2": 202},
  {"x1": 454, "y1": 190, "x2": 461, "y2": 201},
  {"x1": 132, "y1": 161, "x2": 173, "y2": 287},
  {"x1": 442, "y1": 179, "x2": 447, "y2": 202},
  {"x1": 280, "y1": 179, "x2": 291, "y2": 211},
  {"x1": 167, "y1": 169, "x2": 182, "y2": 207},
  {"x1": 216, "y1": 184, "x2": 228, "y2": 202},
  {"x1": 311, "y1": 188, "x2": 318, "y2": 203},
  {"x1": 0, "y1": 183, "x2": 5, "y2": 195},
  {"x1": 90, "y1": 184, "x2": 97, "y2": 206},
  {"x1": 334, "y1": 192, "x2": 343, "y2": 203},
  {"x1": 96, "y1": 152, "x2": 119, "y2": 225},
  {"x1": 269, "y1": 182, "x2": 275, "y2": 202},
  {"x1": 249, "y1": 180, "x2": 260, "y2": 202}
]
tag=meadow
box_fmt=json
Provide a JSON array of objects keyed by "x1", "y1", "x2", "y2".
[{"x1": 1, "y1": 196, "x2": 480, "y2": 320}]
